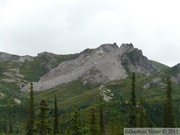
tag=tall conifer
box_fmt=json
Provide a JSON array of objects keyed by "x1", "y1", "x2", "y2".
[
  {"x1": 53, "y1": 95, "x2": 59, "y2": 135},
  {"x1": 36, "y1": 99, "x2": 50, "y2": 135},
  {"x1": 137, "y1": 97, "x2": 145, "y2": 127},
  {"x1": 127, "y1": 73, "x2": 137, "y2": 127},
  {"x1": 26, "y1": 82, "x2": 35, "y2": 135},
  {"x1": 99, "y1": 96, "x2": 105, "y2": 135},
  {"x1": 89, "y1": 108, "x2": 99, "y2": 135},
  {"x1": 72, "y1": 104, "x2": 81, "y2": 135},
  {"x1": 162, "y1": 76, "x2": 175, "y2": 127}
]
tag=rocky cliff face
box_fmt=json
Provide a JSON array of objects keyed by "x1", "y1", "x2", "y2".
[{"x1": 21, "y1": 43, "x2": 158, "y2": 92}]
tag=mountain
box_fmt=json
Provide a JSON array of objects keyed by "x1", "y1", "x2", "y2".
[
  {"x1": 1, "y1": 43, "x2": 180, "y2": 133},
  {"x1": 0, "y1": 43, "x2": 177, "y2": 102},
  {"x1": 150, "y1": 60, "x2": 169, "y2": 71},
  {"x1": 21, "y1": 43, "x2": 159, "y2": 92},
  {"x1": 0, "y1": 51, "x2": 79, "y2": 105}
]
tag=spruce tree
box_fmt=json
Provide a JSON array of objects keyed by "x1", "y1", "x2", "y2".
[
  {"x1": 131, "y1": 73, "x2": 136, "y2": 107},
  {"x1": 137, "y1": 97, "x2": 153, "y2": 127},
  {"x1": 137, "y1": 97, "x2": 145, "y2": 127},
  {"x1": 89, "y1": 108, "x2": 99, "y2": 135},
  {"x1": 53, "y1": 95, "x2": 59, "y2": 135},
  {"x1": 144, "y1": 111, "x2": 153, "y2": 127},
  {"x1": 109, "y1": 114, "x2": 116, "y2": 135},
  {"x1": 8, "y1": 116, "x2": 13, "y2": 134},
  {"x1": 127, "y1": 73, "x2": 137, "y2": 127},
  {"x1": 3, "y1": 119, "x2": 7, "y2": 134},
  {"x1": 109, "y1": 113, "x2": 122, "y2": 135},
  {"x1": 36, "y1": 99, "x2": 50, "y2": 135},
  {"x1": 99, "y1": 96, "x2": 105, "y2": 135},
  {"x1": 162, "y1": 76, "x2": 175, "y2": 127},
  {"x1": 26, "y1": 82, "x2": 35, "y2": 135},
  {"x1": 72, "y1": 104, "x2": 81, "y2": 135},
  {"x1": 162, "y1": 102, "x2": 168, "y2": 127},
  {"x1": 115, "y1": 113, "x2": 122, "y2": 135}
]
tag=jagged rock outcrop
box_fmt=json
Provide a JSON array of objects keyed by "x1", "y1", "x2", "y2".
[
  {"x1": 21, "y1": 43, "x2": 158, "y2": 92},
  {"x1": 121, "y1": 46, "x2": 157, "y2": 75}
]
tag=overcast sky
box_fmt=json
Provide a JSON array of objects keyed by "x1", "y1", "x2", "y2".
[{"x1": 0, "y1": 0, "x2": 180, "y2": 66}]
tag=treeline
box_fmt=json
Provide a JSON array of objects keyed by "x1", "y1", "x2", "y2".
[{"x1": 0, "y1": 73, "x2": 179, "y2": 134}]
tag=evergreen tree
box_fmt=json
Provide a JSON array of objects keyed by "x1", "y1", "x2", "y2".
[
  {"x1": 137, "y1": 97, "x2": 153, "y2": 127},
  {"x1": 127, "y1": 73, "x2": 137, "y2": 127},
  {"x1": 162, "y1": 102, "x2": 167, "y2": 127},
  {"x1": 144, "y1": 111, "x2": 153, "y2": 127},
  {"x1": 115, "y1": 113, "x2": 122, "y2": 135},
  {"x1": 99, "y1": 96, "x2": 105, "y2": 135},
  {"x1": 3, "y1": 119, "x2": 8, "y2": 134},
  {"x1": 109, "y1": 113, "x2": 122, "y2": 135},
  {"x1": 66, "y1": 121, "x2": 71, "y2": 135},
  {"x1": 109, "y1": 114, "x2": 116, "y2": 135},
  {"x1": 72, "y1": 104, "x2": 81, "y2": 135},
  {"x1": 89, "y1": 108, "x2": 99, "y2": 135},
  {"x1": 8, "y1": 116, "x2": 13, "y2": 134},
  {"x1": 162, "y1": 76, "x2": 175, "y2": 127},
  {"x1": 131, "y1": 73, "x2": 136, "y2": 107},
  {"x1": 26, "y1": 82, "x2": 35, "y2": 135},
  {"x1": 137, "y1": 97, "x2": 145, "y2": 127},
  {"x1": 53, "y1": 95, "x2": 60, "y2": 135},
  {"x1": 36, "y1": 99, "x2": 50, "y2": 135}
]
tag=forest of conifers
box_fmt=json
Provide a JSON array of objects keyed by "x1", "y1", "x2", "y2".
[{"x1": 0, "y1": 73, "x2": 179, "y2": 135}]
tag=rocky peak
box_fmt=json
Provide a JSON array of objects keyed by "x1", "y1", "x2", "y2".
[
  {"x1": 98, "y1": 43, "x2": 119, "y2": 53},
  {"x1": 119, "y1": 43, "x2": 134, "y2": 53}
]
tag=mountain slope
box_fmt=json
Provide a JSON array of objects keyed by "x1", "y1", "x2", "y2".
[
  {"x1": 0, "y1": 51, "x2": 79, "y2": 105},
  {"x1": 150, "y1": 60, "x2": 170, "y2": 71},
  {"x1": 1, "y1": 43, "x2": 180, "y2": 133},
  {"x1": 21, "y1": 43, "x2": 158, "y2": 92}
]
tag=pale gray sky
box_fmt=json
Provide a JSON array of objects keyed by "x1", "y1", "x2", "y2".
[{"x1": 0, "y1": 0, "x2": 180, "y2": 66}]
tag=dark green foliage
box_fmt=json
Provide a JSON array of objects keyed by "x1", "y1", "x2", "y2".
[
  {"x1": 26, "y1": 82, "x2": 35, "y2": 135},
  {"x1": 3, "y1": 119, "x2": 8, "y2": 134},
  {"x1": 109, "y1": 113, "x2": 116, "y2": 135},
  {"x1": 162, "y1": 76, "x2": 175, "y2": 127},
  {"x1": 116, "y1": 113, "x2": 122, "y2": 135},
  {"x1": 99, "y1": 96, "x2": 105, "y2": 135},
  {"x1": 144, "y1": 111, "x2": 153, "y2": 127},
  {"x1": 131, "y1": 73, "x2": 136, "y2": 107},
  {"x1": 137, "y1": 97, "x2": 153, "y2": 127},
  {"x1": 127, "y1": 73, "x2": 137, "y2": 127},
  {"x1": 53, "y1": 95, "x2": 60, "y2": 135},
  {"x1": 72, "y1": 104, "x2": 81, "y2": 135},
  {"x1": 89, "y1": 108, "x2": 99, "y2": 135},
  {"x1": 137, "y1": 97, "x2": 145, "y2": 127},
  {"x1": 162, "y1": 102, "x2": 168, "y2": 127},
  {"x1": 36, "y1": 99, "x2": 50, "y2": 135},
  {"x1": 109, "y1": 113, "x2": 122, "y2": 135},
  {"x1": 8, "y1": 116, "x2": 13, "y2": 134}
]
